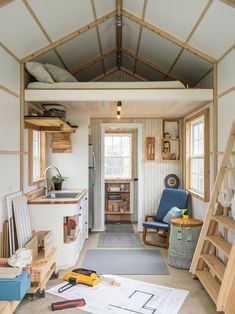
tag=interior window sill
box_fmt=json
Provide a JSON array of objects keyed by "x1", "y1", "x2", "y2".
[{"x1": 186, "y1": 188, "x2": 206, "y2": 202}]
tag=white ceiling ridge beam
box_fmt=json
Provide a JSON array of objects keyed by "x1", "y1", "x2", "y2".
[
  {"x1": 21, "y1": 9, "x2": 117, "y2": 63},
  {"x1": 22, "y1": 0, "x2": 70, "y2": 71},
  {"x1": 90, "y1": 0, "x2": 106, "y2": 75},
  {"x1": 192, "y1": 68, "x2": 213, "y2": 87},
  {"x1": 220, "y1": 0, "x2": 235, "y2": 8},
  {"x1": 165, "y1": 0, "x2": 214, "y2": 79},
  {"x1": 122, "y1": 9, "x2": 216, "y2": 63},
  {"x1": 133, "y1": 0, "x2": 148, "y2": 75},
  {"x1": 122, "y1": 48, "x2": 190, "y2": 85},
  {"x1": 71, "y1": 49, "x2": 117, "y2": 75},
  {"x1": 218, "y1": 42, "x2": 235, "y2": 62},
  {"x1": 0, "y1": 41, "x2": 20, "y2": 62}
]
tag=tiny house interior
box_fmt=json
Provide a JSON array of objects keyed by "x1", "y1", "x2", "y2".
[{"x1": 0, "y1": 1, "x2": 235, "y2": 314}]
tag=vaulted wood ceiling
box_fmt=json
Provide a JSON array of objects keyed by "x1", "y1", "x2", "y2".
[{"x1": 0, "y1": 0, "x2": 235, "y2": 86}]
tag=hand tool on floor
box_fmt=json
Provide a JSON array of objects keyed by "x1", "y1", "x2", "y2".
[
  {"x1": 58, "y1": 268, "x2": 100, "y2": 293},
  {"x1": 51, "y1": 298, "x2": 86, "y2": 311}
]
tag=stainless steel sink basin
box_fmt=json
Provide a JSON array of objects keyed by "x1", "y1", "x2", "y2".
[{"x1": 45, "y1": 192, "x2": 80, "y2": 199}]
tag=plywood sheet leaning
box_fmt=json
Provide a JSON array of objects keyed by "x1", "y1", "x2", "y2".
[{"x1": 13, "y1": 195, "x2": 32, "y2": 248}]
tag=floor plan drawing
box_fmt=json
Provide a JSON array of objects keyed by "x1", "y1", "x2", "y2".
[{"x1": 47, "y1": 276, "x2": 189, "y2": 314}]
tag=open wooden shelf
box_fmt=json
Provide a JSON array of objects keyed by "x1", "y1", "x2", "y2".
[{"x1": 24, "y1": 116, "x2": 77, "y2": 133}]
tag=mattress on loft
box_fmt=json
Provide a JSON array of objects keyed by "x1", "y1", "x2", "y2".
[{"x1": 27, "y1": 81, "x2": 186, "y2": 90}]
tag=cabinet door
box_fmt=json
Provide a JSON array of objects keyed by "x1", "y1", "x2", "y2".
[{"x1": 83, "y1": 193, "x2": 89, "y2": 239}]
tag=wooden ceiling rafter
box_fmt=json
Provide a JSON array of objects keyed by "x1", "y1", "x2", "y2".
[
  {"x1": 21, "y1": 10, "x2": 117, "y2": 62},
  {"x1": 192, "y1": 68, "x2": 213, "y2": 87},
  {"x1": 122, "y1": 9, "x2": 215, "y2": 63},
  {"x1": 163, "y1": 0, "x2": 214, "y2": 81},
  {"x1": 220, "y1": 0, "x2": 235, "y2": 8},
  {"x1": 122, "y1": 48, "x2": 190, "y2": 85},
  {"x1": 218, "y1": 42, "x2": 235, "y2": 62},
  {"x1": 93, "y1": 67, "x2": 118, "y2": 81},
  {"x1": 71, "y1": 48, "x2": 117, "y2": 75},
  {"x1": 119, "y1": 67, "x2": 143, "y2": 81},
  {"x1": 0, "y1": 0, "x2": 14, "y2": 8},
  {"x1": 133, "y1": 0, "x2": 148, "y2": 75},
  {"x1": 116, "y1": 0, "x2": 123, "y2": 68},
  {"x1": 0, "y1": 41, "x2": 19, "y2": 62},
  {"x1": 90, "y1": 0, "x2": 106, "y2": 75},
  {"x1": 22, "y1": 0, "x2": 69, "y2": 71}
]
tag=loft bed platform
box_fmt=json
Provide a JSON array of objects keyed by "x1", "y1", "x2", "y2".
[{"x1": 25, "y1": 81, "x2": 213, "y2": 102}]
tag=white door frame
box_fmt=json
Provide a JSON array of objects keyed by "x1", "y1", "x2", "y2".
[{"x1": 100, "y1": 123, "x2": 143, "y2": 232}]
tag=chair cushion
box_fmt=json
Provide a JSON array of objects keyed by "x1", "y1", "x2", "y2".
[
  {"x1": 156, "y1": 188, "x2": 189, "y2": 222},
  {"x1": 163, "y1": 206, "x2": 182, "y2": 224},
  {"x1": 143, "y1": 221, "x2": 169, "y2": 230}
]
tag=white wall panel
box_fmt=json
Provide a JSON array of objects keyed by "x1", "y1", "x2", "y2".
[
  {"x1": 195, "y1": 71, "x2": 213, "y2": 88},
  {"x1": 90, "y1": 118, "x2": 182, "y2": 230},
  {"x1": 0, "y1": 0, "x2": 49, "y2": 58},
  {"x1": 218, "y1": 91, "x2": 235, "y2": 151},
  {"x1": 172, "y1": 50, "x2": 212, "y2": 85},
  {"x1": 0, "y1": 48, "x2": 20, "y2": 93},
  {"x1": 34, "y1": 50, "x2": 64, "y2": 68},
  {"x1": 145, "y1": 0, "x2": 208, "y2": 41},
  {"x1": 123, "y1": 0, "x2": 145, "y2": 17},
  {"x1": 76, "y1": 61, "x2": 103, "y2": 82},
  {"x1": 189, "y1": 1, "x2": 235, "y2": 59},
  {"x1": 218, "y1": 49, "x2": 235, "y2": 94},
  {"x1": 139, "y1": 29, "x2": 181, "y2": 70},
  {"x1": 122, "y1": 53, "x2": 135, "y2": 73},
  {"x1": 104, "y1": 54, "x2": 117, "y2": 73},
  {"x1": 28, "y1": 0, "x2": 93, "y2": 41},
  {"x1": 94, "y1": 0, "x2": 116, "y2": 18},
  {"x1": 122, "y1": 17, "x2": 140, "y2": 53},
  {"x1": 57, "y1": 29, "x2": 100, "y2": 70},
  {"x1": 97, "y1": 70, "x2": 138, "y2": 82},
  {"x1": 98, "y1": 18, "x2": 116, "y2": 53},
  {"x1": 46, "y1": 116, "x2": 89, "y2": 190},
  {"x1": 135, "y1": 61, "x2": 165, "y2": 81},
  {"x1": 0, "y1": 91, "x2": 20, "y2": 151}
]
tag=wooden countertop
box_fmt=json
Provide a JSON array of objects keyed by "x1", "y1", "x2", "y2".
[
  {"x1": 171, "y1": 217, "x2": 203, "y2": 227},
  {"x1": 28, "y1": 189, "x2": 87, "y2": 205}
]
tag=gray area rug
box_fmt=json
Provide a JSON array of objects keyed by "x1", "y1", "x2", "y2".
[
  {"x1": 98, "y1": 233, "x2": 143, "y2": 248},
  {"x1": 105, "y1": 223, "x2": 134, "y2": 233},
  {"x1": 82, "y1": 249, "x2": 169, "y2": 275}
]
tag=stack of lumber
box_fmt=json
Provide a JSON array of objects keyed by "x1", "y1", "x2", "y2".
[
  {"x1": 51, "y1": 133, "x2": 72, "y2": 153},
  {"x1": 2, "y1": 222, "x2": 9, "y2": 258}
]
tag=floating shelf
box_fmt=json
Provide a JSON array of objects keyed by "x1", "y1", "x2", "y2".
[{"x1": 24, "y1": 116, "x2": 78, "y2": 133}]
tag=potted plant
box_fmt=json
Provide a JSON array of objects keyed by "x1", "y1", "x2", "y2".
[{"x1": 51, "y1": 175, "x2": 67, "y2": 190}]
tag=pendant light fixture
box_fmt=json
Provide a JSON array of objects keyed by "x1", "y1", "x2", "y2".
[{"x1": 117, "y1": 101, "x2": 122, "y2": 119}]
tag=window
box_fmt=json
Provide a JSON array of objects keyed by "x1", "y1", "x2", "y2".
[
  {"x1": 104, "y1": 133, "x2": 132, "y2": 179},
  {"x1": 28, "y1": 129, "x2": 46, "y2": 185},
  {"x1": 185, "y1": 109, "x2": 209, "y2": 201}
]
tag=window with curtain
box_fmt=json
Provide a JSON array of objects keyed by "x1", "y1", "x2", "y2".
[
  {"x1": 185, "y1": 109, "x2": 209, "y2": 201},
  {"x1": 104, "y1": 133, "x2": 132, "y2": 179}
]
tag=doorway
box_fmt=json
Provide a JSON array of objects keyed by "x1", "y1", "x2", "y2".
[{"x1": 100, "y1": 123, "x2": 143, "y2": 232}]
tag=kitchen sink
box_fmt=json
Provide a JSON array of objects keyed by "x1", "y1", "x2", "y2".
[{"x1": 45, "y1": 192, "x2": 80, "y2": 199}]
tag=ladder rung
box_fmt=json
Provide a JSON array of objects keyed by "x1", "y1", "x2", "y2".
[
  {"x1": 223, "y1": 167, "x2": 235, "y2": 173},
  {"x1": 213, "y1": 216, "x2": 235, "y2": 233},
  {"x1": 195, "y1": 270, "x2": 220, "y2": 304},
  {"x1": 201, "y1": 254, "x2": 225, "y2": 281},
  {"x1": 207, "y1": 235, "x2": 232, "y2": 257}
]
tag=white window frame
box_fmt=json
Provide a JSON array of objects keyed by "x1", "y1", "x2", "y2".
[{"x1": 104, "y1": 132, "x2": 133, "y2": 180}]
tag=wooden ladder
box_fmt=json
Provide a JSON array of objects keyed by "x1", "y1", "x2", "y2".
[{"x1": 190, "y1": 120, "x2": 235, "y2": 313}]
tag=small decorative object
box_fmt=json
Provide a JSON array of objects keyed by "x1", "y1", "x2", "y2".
[
  {"x1": 164, "y1": 174, "x2": 180, "y2": 189},
  {"x1": 120, "y1": 184, "x2": 126, "y2": 191},
  {"x1": 51, "y1": 175, "x2": 67, "y2": 190},
  {"x1": 146, "y1": 137, "x2": 155, "y2": 160},
  {"x1": 170, "y1": 153, "x2": 176, "y2": 160},
  {"x1": 164, "y1": 132, "x2": 170, "y2": 138},
  {"x1": 162, "y1": 140, "x2": 171, "y2": 160}
]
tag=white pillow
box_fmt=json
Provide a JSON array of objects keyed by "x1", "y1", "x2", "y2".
[
  {"x1": 25, "y1": 61, "x2": 54, "y2": 83},
  {"x1": 45, "y1": 63, "x2": 78, "y2": 82}
]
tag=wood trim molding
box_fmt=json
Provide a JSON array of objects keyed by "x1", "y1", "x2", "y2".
[
  {"x1": 90, "y1": 0, "x2": 106, "y2": 75},
  {"x1": 72, "y1": 49, "x2": 117, "y2": 75},
  {"x1": 213, "y1": 62, "x2": 218, "y2": 183},
  {"x1": 0, "y1": 84, "x2": 20, "y2": 99},
  {"x1": 122, "y1": 9, "x2": 215, "y2": 63},
  {"x1": 22, "y1": 0, "x2": 69, "y2": 70},
  {"x1": 0, "y1": 150, "x2": 20, "y2": 155},
  {"x1": 116, "y1": 0, "x2": 123, "y2": 68},
  {"x1": 220, "y1": 0, "x2": 235, "y2": 8},
  {"x1": 218, "y1": 84, "x2": 235, "y2": 99},
  {"x1": 218, "y1": 43, "x2": 235, "y2": 63},
  {"x1": 20, "y1": 62, "x2": 24, "y2": 192},
  {"x1": 122, "y1": 48, "x2": 189, "y2": 84},
  {"x1": 21, "y1": 10, "x2": 117, "y2": 62},
  {"x1": 165, "y1": 0, "x2": 213, "y2": 78},
  {"x1": 0, "y1": 0, "x2": 14, "y2": 8},
  {"x1": 0, "y1": 42, "x2": 19, "y2": 62}
]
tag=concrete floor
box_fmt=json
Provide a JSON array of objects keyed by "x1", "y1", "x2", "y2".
[{"x1": 16, "y1": 231, "x2": 218, "y2": 314}]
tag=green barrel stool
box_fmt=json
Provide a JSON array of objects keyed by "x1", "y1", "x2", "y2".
[{"x1": 168, "y1": 217, "x2": 203, "y2": 269}]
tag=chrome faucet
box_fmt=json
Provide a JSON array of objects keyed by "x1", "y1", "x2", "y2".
[{"x1": 44, "y1": 165, "x2": 61, "y2": 196}]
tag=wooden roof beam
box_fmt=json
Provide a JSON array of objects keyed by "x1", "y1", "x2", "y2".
[
  {"x1": 122, "y1": 9, "x2": 216, "y2": 63},
  {"x1": 0, "y1": 0, "x2": 14, "y2": 8},
  {"x1": 71, "y1": 49, "x2": 117, "y2": 75},
  {"x1": 122, "y1": 48, "x2": 190, "y2": 85},
  {"x1": 21, "y1": 9, "x2": 117, "y2": 62},
  {"x1": 220, "y1": 0, "x2": 235, "y2": 8},
  {"x1": 116, "y1": 0, "x2": 123, "y2": 68}
]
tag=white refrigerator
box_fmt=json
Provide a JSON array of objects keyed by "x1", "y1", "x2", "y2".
[{"x1": 88, "y1": 143, "x2": 96, "y2": 229}]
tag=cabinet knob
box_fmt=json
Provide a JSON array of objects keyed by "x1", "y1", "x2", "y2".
[
  {"x1": 79, "y1": 213, "x2": 82, "y2": 216},
  {"x1": 85, "y1": 197, "x2": 88, "y2": 200}
]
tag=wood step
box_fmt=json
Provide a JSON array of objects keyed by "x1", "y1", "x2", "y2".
[
  {"x1": 213, "y1": 216, "x2": 235, "y2": 233},
  {"x1": 223, "y1": 167, "x2": 235, "y2": 173},
  {"x1": 195, "y1": 270, "x2": 220, "y2": 304},
  {"x1": 201, "y1": 254, "x2": 226, "y2": 281},
  {"x1": 207, "y1": 235, "x2": 232, "y2": 257}
]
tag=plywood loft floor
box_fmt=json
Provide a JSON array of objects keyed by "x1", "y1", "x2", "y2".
[{"x1": 16, "y1": 231, "x2": 219, "y2": 314}]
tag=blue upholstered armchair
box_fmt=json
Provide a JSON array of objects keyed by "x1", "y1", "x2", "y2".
[{"x1": 142, "y1": 188, "x2": 189, "y2": 248}]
